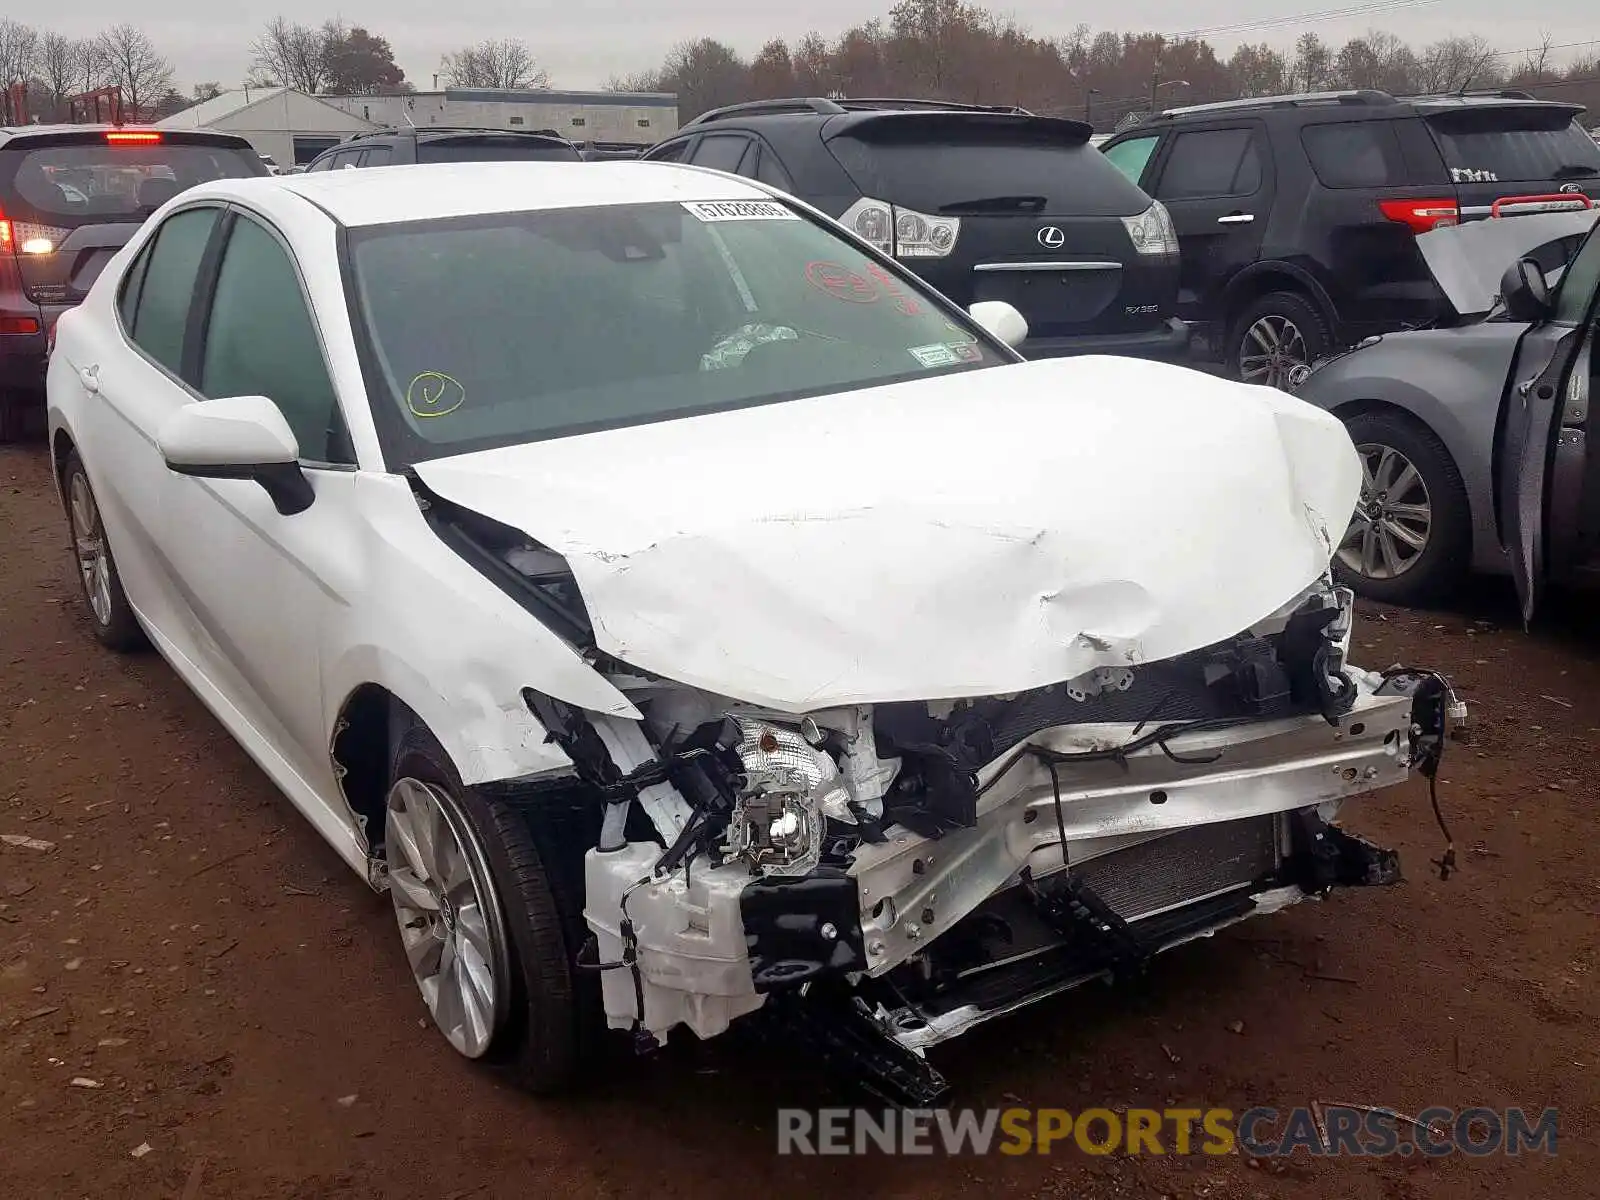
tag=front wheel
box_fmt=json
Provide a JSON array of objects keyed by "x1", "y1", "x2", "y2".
[
  {"x1": 384, "y1": 723, "x2": 600, "y2": 1092},
  {"x1": 1226, "y1": 292, "x2": 1331, "y2": 390},
  {"x1": 1332, "y1": 410, "x2": 1471, "y2": 605}
]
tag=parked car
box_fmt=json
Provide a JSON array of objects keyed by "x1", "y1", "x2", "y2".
[
  {"x1": 303, "y1": 127, "x2": 582, "y2": 171},
  {"x1": 642, "y1": 97, "x2": 1188, "y2": 360},
  {"x1": 46, "y1": 160, "x2": 1456, "y2": 1102},
  {"x1": 0, "y1": 124, "x2": 268, "y2": 441},
  {"x1": 1296, "y1": 204, "x2": 1600, "y2": 613},
  {"x1": 1099, "y1": 89, "x2": 1600, "y2": 387}
]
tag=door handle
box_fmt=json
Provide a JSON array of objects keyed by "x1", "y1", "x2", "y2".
[
  {"x1": 1217, "y1": 213, "x2": 1255, "y2": 225},
  {"x1": 78, "y1": 365, "x2": 101, "y2": 394}
]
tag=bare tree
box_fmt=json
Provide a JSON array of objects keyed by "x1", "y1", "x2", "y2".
[
  {"x1": 74, "y1": 35, "x2": 104, "y2": 92},
  {"x1": 1519, "y1": 33, "x2": 1554, "y2": 84},
  {"x1": 605, "y1": 70, "x2": 663, "y2": 92},
  {"x1": 96, "y1": 24, "x2": 173, "y2": 118},
  {"x1": 40, "y1": 30, "x2": 80, "y2": 118},
  {"x1": 440, "y1": 39, "x2": 548, "y2": 90},
  {"x1": 251, "y1": 16, "x2": 341, "y2": 94},
  {"x1": 0, "y1": 19, "x2": 40, "y2": 123}
]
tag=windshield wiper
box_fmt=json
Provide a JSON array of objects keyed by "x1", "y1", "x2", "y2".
[
  {"x1": 1550, "y1": 163, "x2": 1599, "y2": 178},
  {"x1": 937, "y1": 194, "x2": 1048, "y2": 214}
]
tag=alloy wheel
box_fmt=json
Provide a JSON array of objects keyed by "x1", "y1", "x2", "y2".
[
  {"x1": 1336, "y1": 442, "x2": 1433, "y2": 581},
  {"x1": 385, "y1": 778, "x2": 508, "y2": 1059},
  {"x1": 67, "y1": 472, "x2": 113, "y2": 627},
  {"x1": 1238, "y1": 315, "x2": 1308, "y2": 390}
]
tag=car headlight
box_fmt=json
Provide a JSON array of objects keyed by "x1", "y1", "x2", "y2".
[{"x1": 721, "y1": 719, "x2": 853, "y2": 877}]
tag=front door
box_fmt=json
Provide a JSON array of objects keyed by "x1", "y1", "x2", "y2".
[
  {"x1": 1144, "y1": 122, "x2": 1273, "y2": 321},
  {"x1": 1498, "y1": 221, "x2": 1600, "y2": 620}
]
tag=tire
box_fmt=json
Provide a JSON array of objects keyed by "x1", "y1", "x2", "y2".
[
  {"x1": 61, "y1": 450, "x2": 147, "y2": 652},
  {"x1": 385, "y1": 721, "x2": 602, "y2": 1093},
  {"x1": 1226, "y1": 291, "x2": 1332, "y2": 390},
  {"x1": 1331, "y1": 409, "x2": 1472, "y2": 606}
]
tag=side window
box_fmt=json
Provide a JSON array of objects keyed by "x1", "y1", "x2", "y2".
[
  {"x1": 305, "y1": 154, "x2": 334, "y2": 172},
  {"x1": 332, "y1": 149, "x2": 364, "y2": 170},
  {"x1": 1102, "y1": 135, "x2": 1161, "y2": 185},
  {"x1": 1300, "y1": 122, "x2": 1404, "y2": 189},
  {"x1": 1157, "y1": 128, "x2": 1262, "y2": 201},
  {"x1": 199, "y1": 215, "x2": 349, "y2": 463},
  {"x1": 692, "y1": 134, "x2": 753, "y2": 174},
  {"x1": 751, "y1": 145, "x2": 794, "y2": 191},
  {"x1": 1554, "y1": 225, "x2": 1600, "y2": 325},
  {"x1": 116, "y1": 240, "x2": 153, "y2": 331},
  {"x1": 362, "y1": 145, "x2": 392, "y2": 166},
  {"x1": 127, "y1": 207, "x2": 220, "y2": 374},
  {"x1": 649, "y1": 140, "x2": 690, "y2": 163}
]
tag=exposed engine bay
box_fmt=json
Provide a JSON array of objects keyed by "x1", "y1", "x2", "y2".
[{"x1": 419, "y1": 480, "x2": 1464, "y2": 1104}]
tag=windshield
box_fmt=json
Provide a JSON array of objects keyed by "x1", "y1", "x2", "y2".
[
  {"x1": 3, "y1": 143, "x2": 262, "y2": 225},
  {"x1": 348, "y1": 200, "x2": 1006, "y2": 465},
  {"x1": 1426, "y1": 108, "x2": 1600, "y2": 184}
]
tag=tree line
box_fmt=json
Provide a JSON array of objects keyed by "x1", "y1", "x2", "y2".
[
  {"x1": 606, "y1": 0, "x2": 1600, "y2": 129},
  {"x1": 0, "y1": 16, "x2": 549, "y2": 123}
]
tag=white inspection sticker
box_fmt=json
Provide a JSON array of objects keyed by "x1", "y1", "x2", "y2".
[
  {"x1": 683, "y1": 199, "x2": 798, "y2": 222},
  {"x1": 909, "y1": 343, "x2": 961, "y2": 368}
]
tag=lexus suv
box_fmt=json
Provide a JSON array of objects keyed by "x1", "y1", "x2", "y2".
[
  {"x1": 643, "y1": 97, "x2": 1187, "y2": 360},
  {"x1": 1099, "y1": 89, "x2": 1600, "y2": 387},
  {"x1": 1, "y1": 125, "x2": 268, "y2": 440}
]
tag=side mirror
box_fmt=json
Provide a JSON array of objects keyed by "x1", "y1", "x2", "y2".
[
  {"x1": 156, "y1": 395, "x2": 314, "y2": 516},
  {"x1": 1499, "y1": 256, "x2": 1551, "y2": 323},
  {"x1": 967, "y1": 300, "x2": 1029, "y2": 349}
]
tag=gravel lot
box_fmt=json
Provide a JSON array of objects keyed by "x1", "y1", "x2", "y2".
[{"x1": 2, "y1": 438, "x2": 1596, "y2": 1199}]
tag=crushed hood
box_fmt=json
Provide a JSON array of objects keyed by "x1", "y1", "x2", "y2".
[
  {"x1": 1417, "y1": 208, "x2": 1599, "y2": 318},
  {"x1": 413, "y1": 356, "x2": 1360, "y2": 713}
]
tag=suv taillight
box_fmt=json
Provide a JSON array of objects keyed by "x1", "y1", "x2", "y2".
[
  {"x1": 0, "y1": 210, "x2": 12, "y2": 255},
  {"x1": 1379, "y1": 198, "x2": 1459, "y2": 234},
  {"x1": 839, "y1": 197, "x2": 960, "y2": 258}
]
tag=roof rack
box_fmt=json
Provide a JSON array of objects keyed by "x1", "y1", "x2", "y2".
[
  {"x1": 1159, "y1": 89, "x2": 1395, "y2": 119},
  {"x1": 687, "y1": 98, "x2": 847, "y2": 126},
  {"x1": 1397, "y1": 87, "x2": 1538, "y2": 102},
  {"x1": 688, "y1": 96, "x2": 1036, "y2": 126}
]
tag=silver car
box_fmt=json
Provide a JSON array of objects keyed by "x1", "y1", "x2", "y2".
[{"x1": 1295, "y1": 204, "x2": 1600, "y2": 618}]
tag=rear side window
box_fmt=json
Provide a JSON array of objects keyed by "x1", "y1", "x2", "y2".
[
  {"x1": 1426, "y1": 107, "x2": 1600, "y2": 184},
  {"x1": 828, "y1": 118, "x2": 1151, "y2": 217},
  {"x1": 1156, "y1": 129, "x2": 1262, "y2": 200},
  {"x1": 125, "y1": 207, "x2": 220, "y2": 374},
  {"x1": 363, "y1": 145, "x2": 393, "y2": 166},
  {"x1": 415, "y1": 137, "x2": 581, "y2": 164},
  {"x1": 1301, "y1": 121, "x2": 1407, "y2": 188},
  {"x1": 648, "y1": 141, "x2": 690, "y2": 163},
  {"x1": 3, "y1": 141, "x2": 261, "y2": 226},
  {"x1": 199, "y1": 216, "x2": 347, "y2": 462}
]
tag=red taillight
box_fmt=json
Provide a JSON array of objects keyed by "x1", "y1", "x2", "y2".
[
  {"x1": 0, "y1": 216, "x2": 11, "y2": 254},
  {"x1": 0, "y1": 316, "x2": 40, "y2": 334},
  {"x1": 105, "y1": 130, "x2": 162, "y2": 145},
  {"x1": 1379, "y1": 198, "x2": 1459, "y2": 234}
]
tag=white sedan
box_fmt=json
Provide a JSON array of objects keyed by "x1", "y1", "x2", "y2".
[{"x1": 46, "y1": 160, "x2": 1457, "y2": 1102}]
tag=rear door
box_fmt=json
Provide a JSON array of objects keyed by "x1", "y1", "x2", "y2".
[
  {"x1": 0, "y1": 130, "x2": 265, "y2": 309},
  {"x1": 1497, "y1": 219, "x2": 1600, "y2": 619},
  {"x1": 1421, "y1": 102, "x2": 1600, "y2": 218},
  {"x1": 1144, "y1": 123, "x2": 1272, "y2": 322},
  {"x1": 823, "y1": 112, "x2": 1172, "y2": 342}
]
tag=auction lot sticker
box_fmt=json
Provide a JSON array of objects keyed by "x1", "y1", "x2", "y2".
[{"x1": 684, "y1": 200, "x2": 798, "y2": 221}]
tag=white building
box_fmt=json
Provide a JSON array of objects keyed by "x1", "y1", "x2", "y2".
[
  {"x1": 157, "y1": 87, "x2": 378, "y2": 168},
  {"x1": 320, "y1": 88, "x2": 679, "y2": 147}
]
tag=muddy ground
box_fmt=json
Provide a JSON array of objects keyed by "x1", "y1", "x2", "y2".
[{"x1": 2, "y1": 439, "x2": 1596, "y2": 1199}]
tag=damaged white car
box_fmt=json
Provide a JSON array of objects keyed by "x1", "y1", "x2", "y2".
[{"x1": 45, "y1": 160, "x2": 1462, "y2": 1103}]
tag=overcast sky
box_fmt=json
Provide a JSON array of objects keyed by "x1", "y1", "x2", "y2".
[{"x1": 47, "y1": 1, "x2": 1600, "y2": 92}]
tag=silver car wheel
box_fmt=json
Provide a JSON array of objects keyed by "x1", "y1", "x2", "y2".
[
  {"x1": 67, "y1": 471, "x2": 113, "y2": 626},
  {"x1": 1337, "y1": 442, "x2": 1433, "y2": 581},
  {"x1": 385, "y1": 777, "x2": 507, "y2": 1059},
  {"x1": 1238, "y1": 315, "x2": 1308, "y2": 390}
]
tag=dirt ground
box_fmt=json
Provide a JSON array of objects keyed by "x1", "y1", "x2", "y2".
[{"x1": 2, "y1": 438, "x2": 1596, "y2": 1200}]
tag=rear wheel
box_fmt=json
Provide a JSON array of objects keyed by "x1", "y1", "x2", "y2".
[
  {"x1": 62, "y1": 450, "x2": 147, "y2": 652},
  {"x1": 385, "y1": 722, "x2": 600, "y2": 1092},
  {"x1": 1332, "y1": 410, "x2": 1471, "y2": 605},
  {"x1": 1227, "y1": 291, "x2": 1331, "y2": 390}
]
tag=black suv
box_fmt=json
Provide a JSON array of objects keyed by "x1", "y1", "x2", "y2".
[
  {"x1": 643, "y1": 97, "x2": 1186, "y2": 359},
  {"x1": 1099, "y1": 89, "x2": 1600, "y2": 387},
  {"x1": 2, "y1": 124, "x2": 268, "y2": 441},
  {"x1": 304, "y1": 127, "x2": 582, "y2": 171}
]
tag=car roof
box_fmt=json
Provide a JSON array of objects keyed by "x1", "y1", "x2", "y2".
[
  {"x1": 0, "y1": 124, "x2": 252, "y2": 148},
  {"x1": 177, "y1": 160, "x2": 774, "y2": 228},
  {"x1": 1133, "y1": 89, "x2": 1583, "y2": 130}
]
